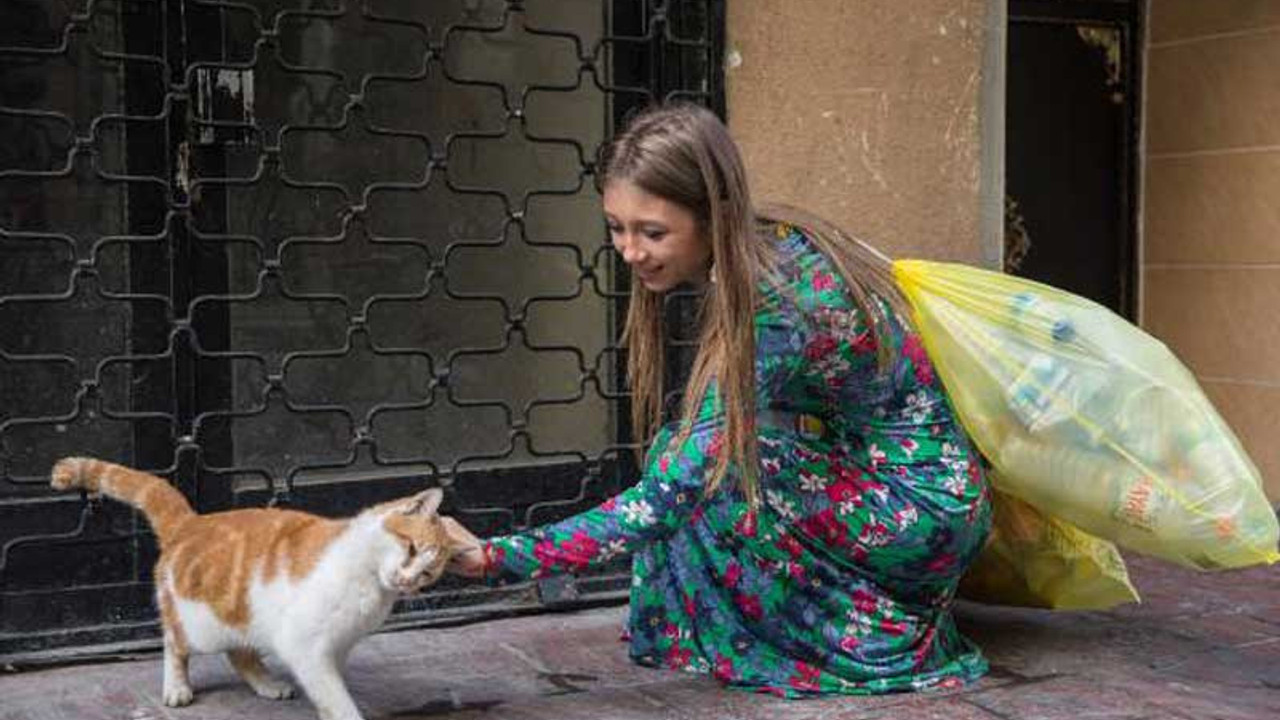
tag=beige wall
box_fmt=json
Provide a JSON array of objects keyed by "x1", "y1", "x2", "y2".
[
  {"x1": 725, "y1": 0, "x2": 1000, "y2": 265},
  {"x1": 1143, "y1": 1, "x2": 1280, "y2": 500}
]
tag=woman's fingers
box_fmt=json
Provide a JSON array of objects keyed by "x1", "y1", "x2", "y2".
[{"x1": 441, "y1": 516, "x2": 487, "y2": 578}]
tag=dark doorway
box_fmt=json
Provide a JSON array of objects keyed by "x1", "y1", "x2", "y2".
[{"x1": 1006, "y1": 0, "x2": 1143, "y2": 318}]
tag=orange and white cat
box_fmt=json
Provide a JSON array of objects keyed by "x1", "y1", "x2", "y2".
[{"x1": 51, "y1": 456, "x2": 476, "y2": 720}]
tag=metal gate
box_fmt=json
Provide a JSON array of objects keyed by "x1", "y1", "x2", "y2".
[{"x1": 0, "y1": 0, "x2": 723, "y2": 664}]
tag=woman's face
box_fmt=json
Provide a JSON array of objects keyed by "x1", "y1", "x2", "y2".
[{"x1": 604, "y1": 180, "x2": 711, "y2": 293}]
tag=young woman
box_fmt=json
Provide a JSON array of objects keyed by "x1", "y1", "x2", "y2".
[{"x1": 448, "y1": 103, "x2": 992, "y2": 697}]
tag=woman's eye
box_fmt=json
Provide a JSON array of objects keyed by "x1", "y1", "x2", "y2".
[{"x1": 643, "y1": 230, "x2": 666, "y2": 241}]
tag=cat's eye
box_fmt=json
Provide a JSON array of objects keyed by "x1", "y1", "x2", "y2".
[{"x1": 406, "y1": 543, "x2": 418, "y2": 558}]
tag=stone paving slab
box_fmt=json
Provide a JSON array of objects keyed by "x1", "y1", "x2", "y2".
[{"x1": 0, "y1": 555, "x2": 1276, "y2": 720}]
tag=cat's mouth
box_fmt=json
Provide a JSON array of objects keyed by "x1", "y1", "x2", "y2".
[{"x1": 392, "y1": 567, "x2": 445, "y2": 594}]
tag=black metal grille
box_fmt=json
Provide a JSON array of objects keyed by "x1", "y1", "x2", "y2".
[{"x1": 0, "y1": 0, "x2": 723, "y2": 663}]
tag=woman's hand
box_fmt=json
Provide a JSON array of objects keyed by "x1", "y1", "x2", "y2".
[{"x1": 442, "y1": 516, "x2": 487, "y2": 579}]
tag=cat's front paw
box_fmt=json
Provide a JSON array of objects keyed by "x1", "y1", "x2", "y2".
[
  {"x1": 254, "y1": 680, "x2": 297, "y2": 700},
  {"x1": 162, "y1": 684, "x2": 194, "y2": 707}
]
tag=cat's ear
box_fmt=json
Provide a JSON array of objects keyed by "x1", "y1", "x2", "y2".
[{"x1": 402, "y1": 487, "x2": 444, "y2": 516}]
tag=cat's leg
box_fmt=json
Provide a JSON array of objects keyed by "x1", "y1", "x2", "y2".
[
  {"x1": 162, "y1": 633, "x2": 194, "y2": 706},
  {"x1": 284, "y1": 653, "x2": 363, "y2": 720},
  {"x1": 226, "y1": 648, "x2": 296, "y2": 700},
  {"x1": 158, "y1": 588, "x2": 194, "y2": 706}
]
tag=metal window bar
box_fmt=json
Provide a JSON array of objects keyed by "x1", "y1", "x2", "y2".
[{"x1": 0, "y1": 0, "x2": 725, "y2": 665}]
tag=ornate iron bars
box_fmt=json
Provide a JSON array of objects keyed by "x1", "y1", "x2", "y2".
[{"x1": 0, "y1": 0, "x2": 723, "y2": 662}]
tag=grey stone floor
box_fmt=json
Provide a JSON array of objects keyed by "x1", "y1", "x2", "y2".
[{"x1": 1, "y1": 555, "x2": 1277, "y2": 720}]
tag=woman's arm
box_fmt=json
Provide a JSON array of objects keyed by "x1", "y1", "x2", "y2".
[{"x1": 479, "y1": 417, "x2": 724, "y2": 584}]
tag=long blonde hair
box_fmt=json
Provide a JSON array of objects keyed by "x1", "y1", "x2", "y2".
[{"x1": 601, "y1": 103, "x2": 906, "y2": 506}]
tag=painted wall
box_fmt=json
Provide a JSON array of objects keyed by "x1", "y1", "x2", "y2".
[
  {"x1": 1143, "y1": 0, "x2": 1280, "y2": 500},
  {"x1": 725, "y1": 0, "x2": 1002, "y2": 265}
]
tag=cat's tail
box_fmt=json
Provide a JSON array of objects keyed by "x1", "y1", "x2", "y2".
[{"x1": 51, "y1": 457, "x2": 195, "y2": 544}]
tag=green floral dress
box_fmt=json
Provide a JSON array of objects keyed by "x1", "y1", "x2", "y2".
[{"x1": 484, "y1": 225, "x2": 992, "y2": 696}]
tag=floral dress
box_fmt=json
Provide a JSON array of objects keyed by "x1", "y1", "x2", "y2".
[{"x1": 483, "y1": 225, "x2": 993, "y2": 696}]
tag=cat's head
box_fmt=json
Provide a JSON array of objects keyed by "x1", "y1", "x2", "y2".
[{"x1": 376, "y1": 488, "x2": 470, "y2": 595}]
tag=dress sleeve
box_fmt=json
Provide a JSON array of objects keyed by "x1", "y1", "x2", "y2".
[
  {"x1": 787, "y1": 263, "x2": 893, "y2": 409},
  {"x1": 483, "y1": 415, "x2": 724, "y2": 584}
]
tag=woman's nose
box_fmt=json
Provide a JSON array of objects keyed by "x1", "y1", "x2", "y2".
[{"x1": 615, "y1": 234, "x2": 646, "y2": 265}]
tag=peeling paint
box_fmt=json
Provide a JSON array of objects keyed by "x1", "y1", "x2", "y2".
[
  {"x1": 194, "y1": 67, "x2": 256, "y2": 144},
  {"x1": 859, "y1": 126, "x2": 889, "y2": 191},
  {"x1": 216, "y1": 69, "x2": 255, "y2": 115},
  {"x1": 195, "y1": 69, "x2": 215, "y2": 144},
  {"x1": 1077, "y1": 25, "x2": 1124, "y2": 103},
  {"x1": 813, "y1": 91, "x2": 893, "y2": 192},
  {"x1": 215, "y1": 68, "x2": 256, "y2": 126},
  {"x1": 175, "y1": 140, "x2": 191, "y2": 198}
]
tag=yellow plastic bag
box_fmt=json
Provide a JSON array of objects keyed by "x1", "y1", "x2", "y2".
[
  {"x1": 959, "y1": 484, "x2": 1139, "y2": 609},
  {"x1": 893, "y1": 259, "x2": 1279, "y2": 570}
]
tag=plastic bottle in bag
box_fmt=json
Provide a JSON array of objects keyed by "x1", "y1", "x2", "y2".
[{"x1": 1002, "y1": 292, "x2": 1093, "y2": 442}]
